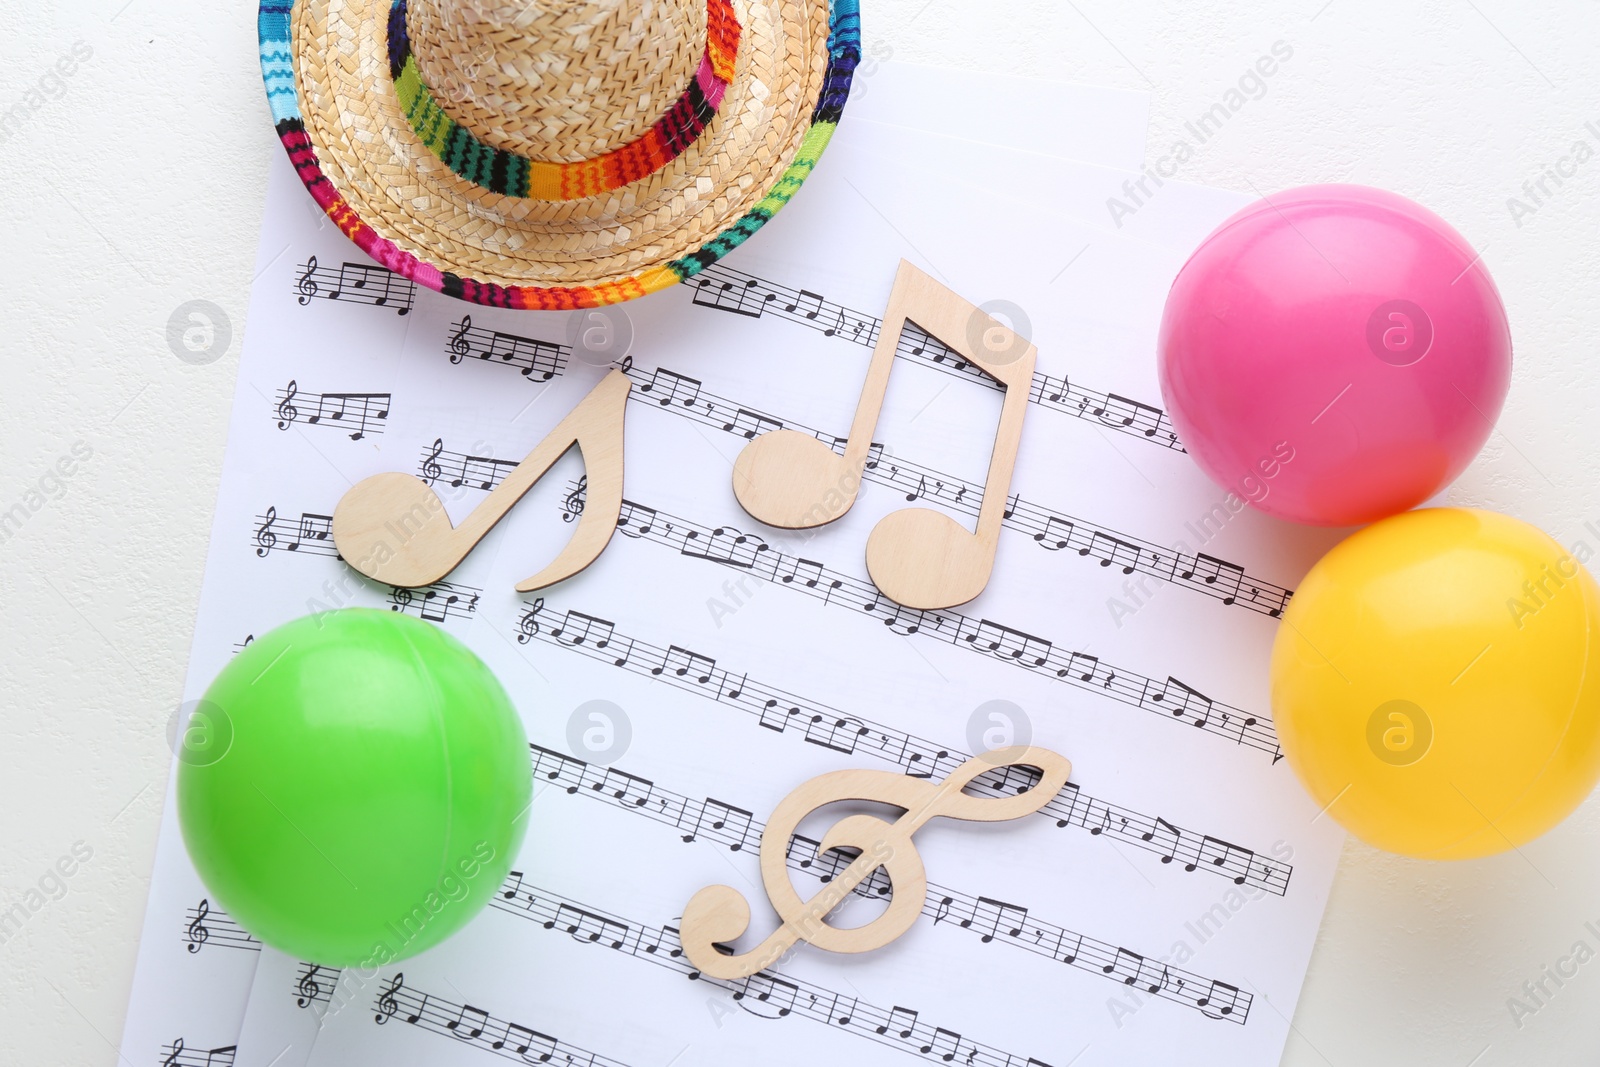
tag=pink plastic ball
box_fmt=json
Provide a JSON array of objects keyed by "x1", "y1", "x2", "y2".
[{"x1": 1157, "y1": 185, "x2": 1512, "y2": 526}]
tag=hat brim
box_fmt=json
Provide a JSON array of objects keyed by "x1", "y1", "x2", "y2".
[{"x1": 259, "y1": 0, "x2": 859, "y2": 309}]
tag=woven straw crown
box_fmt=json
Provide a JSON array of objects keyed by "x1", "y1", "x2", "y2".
[{"x1": 409, "y1": 0, "x2": 709, "y2": 162}]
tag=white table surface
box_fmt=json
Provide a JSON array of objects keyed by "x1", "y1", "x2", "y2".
[{"x1": 3, "y1": 2, "x2": 1599, "y2": 1064}]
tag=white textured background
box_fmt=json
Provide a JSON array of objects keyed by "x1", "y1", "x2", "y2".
[{"x1": 3, "y1": 1, "x2": 1599, "y2": 1064}]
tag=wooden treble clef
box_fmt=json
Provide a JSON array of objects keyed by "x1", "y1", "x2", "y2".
[{"x1": 680, "y1": 746, "x2": 1071, "y2": 980}]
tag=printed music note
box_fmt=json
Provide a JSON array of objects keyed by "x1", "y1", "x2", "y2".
[
  {"x1": 640, "y1": 367, "x2": 703, "y2": 407},
  {"x1": 1185, "y1": 552, "x2": 1246, "y2": 605},
  {"x1": 1104, "y1": 946, "x2": 1155, "y2": 989},
  {"x1": 682, "y1": 798, "x2": 756, "y2": 850},
  {"x1": 966, "y1": 897, "x2": 1029, "y2": 944},
  {"x1": 495, "y1": 1022, "x2": 558, "y2": 1059},
  {"x1": 1034, "y1": 514, "x2": 1073, "y2": 551},
  {"x1": 275, "y1": 381, "x2": 299, "y2": 428},
  {"x1": 254, "y1": 508, "x2": 278, "y2": 557},
  {"x1": 1193, "y1": 835, "x2": 1254, "y2": 884},
  {"x1": 1086, "y1": 531, "x2": 1141, "y2": 574},
  {"x1": 375, "y1": 973, "x2": 404, "y2": 1023},
  {"x1": 692, "y1": 275, "x2": 770, "y2": 317},
  {"x1": 876, "y1": 1006, "x2": 919, "y2": 1039},
  {"x1": 296, "y1": 964, "x2": 324, "y2": 1008},
  {"x1": 656, "y1": 644, "x2": 716, "y2": 684},
  {"x1": 1094, "y1": 393, "x2": 1162, "y2": 435},
  {"x1": 448, "y1": 316, "x2": 472, "y2": 362},
  {"x1": 332, "y1": 370, "x2": 630, "y2": 592},
  {"x1": 731, "y1": 260, "x2": 1037, "y2": 610},
  {"x1": 1198, "y1": 978, "x2": 1246, "y2": 1018},
  {"x1": 562, "y1": 476, "x2": 587, "y2": 522},
  {"x1": 724, "y1": 407, "x2": 783, "y2": 439},
  {"x1": 295, "y1": 257, "x2": 319, "y2": 304},
  {"x1": 786, "y1": 288, "x2": 827, "y2": 321},
  {"x1": 551, "y1": 609, "x2": 615, "y2": 649},
  {"x1": 421, "y1": 439, "x2": 444, "y2": 484},
  {"x1": 334, "y1": 261, "x2": 412, "y2": 315},
  {"x1": 924, "y1": 1027, "x2": 975, "y2": 1062},
  {"x1": 185, "y1": 899, "x2": 211, "y2": 953},
  {"x1": 1154, "y1": 677, "x2": 1215, "y2": 728},
  {"x1": 680, "y1": 746, "x2": 1070, "y2": 980},
  {"x1": 1141, "y1": 816, "x2": 1182, "y2": 863},
  {"x1": 549, "y1": 903, "x2": 628, "y2": 948},
  {"x1": 735, "y1": 972, "x2": 800, "y2": 1018},
  {"x1": 446, "y1": 1003, "x2": 489, "y2": 1040}
]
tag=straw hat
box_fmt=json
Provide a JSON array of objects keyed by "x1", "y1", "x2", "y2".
[{"x1": 258, "y1": 0, "x2": 860, "y2": 309}]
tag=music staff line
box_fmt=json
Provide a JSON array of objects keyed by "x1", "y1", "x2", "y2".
[
  {"x1": 565, "y1": 486, "x2": 1282, "y2": 762},
  {"x1": 685, "y1": 262, "x2": 1184, "y2": 452},
  {"x1": 622, "y1": 362, "x2": 1289, "y2": 617},
  {"x1": 523, "y1": 740, "x2": 1251, "y2": 1021},
  {"x1": 159, "y1": 1038, "x2": 236, "y2": 1067},
  {"x1": 373, "y1": 974, "x2": 629, "y2": 1066},
  {"x1": 273, "y1": 380, "x2": 390, "y2": 441},
  {"x1": 447, "y1": 315, "x2": 568, "y2": 383},
  {"x1": 514, "y1": 600, "x2": 1290, "y2": 895},
  {"x1": 492, "y1": 878, "x2": 1058, "y2": 1067},
  {"x1": 181, "y1": 899, "x2": 257, "y2": 954},
  {"x1": 419, "y1": 439, "x2": 522, "y2": 493},
  {"x1": 249, "y1": 509, "x2": 481, "y2": 624},
  {"x1": 294, "y1": 256, "x2": 415, "y2": 315}
]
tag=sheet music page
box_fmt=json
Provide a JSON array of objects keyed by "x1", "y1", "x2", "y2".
[
  {"x1": 115, "y1": 75, "x2": 1157, "y2": 1067},
  {"x1": 224, "y1": 145, "x2": 1302, "y2": 1067},
  {"x1": 122, "y1": 94, "x2": 1356, "y2": 1067}
]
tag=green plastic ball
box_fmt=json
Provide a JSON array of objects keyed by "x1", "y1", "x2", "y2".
[{"x1": 178, "y1": 608, "x2": 530, "y2": 967}]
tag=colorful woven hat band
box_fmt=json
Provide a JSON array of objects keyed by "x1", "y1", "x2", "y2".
[
  {"x1": 387, "y1": 0, "x2": 742, "y2": 201},
  {"x1": 260, "y1": 0, "x2": 859, "y2": 309}
]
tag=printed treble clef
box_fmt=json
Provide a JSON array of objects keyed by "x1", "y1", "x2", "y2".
[
  {"x1": 185, "y1": 899, "x2": 211, "y2": 953},
  {"x1": 296, "y1": 964, "x2": 323, "y2": 1008},
  {"x1": 255, "y1": 508, "x2": 278, "y2": 557},
  {"x1": 390, "y1": 587, "x2": 415, "y2": 613},
  {"x1": 162, "y1": 1038, "x2": 184, "y2": 1067},
  {"x1": 296, "y1": 256, "x2": 319, "y2": 304},
  {"x1": 516, "y1": 598, "x2": 545, "y2": 644},
  {"x1": 448, "y1": 316, "x2": 472, "y2": 363},
  {"x1": 619, "y1": 353, "x2": 633, "y2": 374},
  {"x1": 561, "y1": 475, "x2": 587, "y2": 523},
  {"x1": 276, "y1": 380, "x2": 300, "y2": 429},
  {"x1": 421, "y1": 438, "x2": 444, "y2": 485},
  {"x1": 375, "y1": 973, "x2": 404, "y2": 1024}
]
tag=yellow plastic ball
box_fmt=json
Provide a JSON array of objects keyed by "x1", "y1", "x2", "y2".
[{"x1": 1271, "y1": 508, "x2": 1600, "y2": 858}]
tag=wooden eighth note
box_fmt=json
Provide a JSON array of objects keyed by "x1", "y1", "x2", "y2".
[
  {"x1": 680, "y1": 746, "x2": 1070, "y2": 980},
  {"x1": 332, "y1": 370, "x2": 629, "y2": 592},
  {"x1": 730, "y1": 260, "x2": 1038, "y2": 610}
]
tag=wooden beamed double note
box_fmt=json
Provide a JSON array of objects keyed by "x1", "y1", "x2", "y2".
[
  {"x1": 732, "y1": 260, "x2": 1037, "y2": 610},
  {"x1": 332, "y1": 370, "x2": 630, "y2": 592},
  {"x1": 681, "y1": 746, "x2": 1071, "y2": 980}
]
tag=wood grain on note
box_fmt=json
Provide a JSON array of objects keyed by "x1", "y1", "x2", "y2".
[
  {"x1": 331, "y1": 370, "x2": 630, "y2": 592},
  {"x1": 731, "y1": 260, "x2": 1037, "y2": 610}
]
